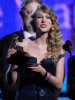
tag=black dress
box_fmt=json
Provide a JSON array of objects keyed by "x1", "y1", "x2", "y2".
[{"x1": 15, "y1": 54, "x2": 65, "y2": 100}]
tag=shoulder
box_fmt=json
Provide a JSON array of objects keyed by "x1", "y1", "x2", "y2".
[
  {"x1": 0, "y1": 34, "x2": 12, "y2": 41},
  {"x1": 17, "y1": 38, "x2": 30, "y2": 48},
  {"x1": 18, "y1": 38, "x2": 33, "y2": 51},
  {"x1": 0, "y1": 31, "x2": 19, "y2": 47},
  {"x1": 58, "y1": 48, "x2": 65, "y2": 59},
  {"x1": 0, "y1": 31, "x2": 19, "y2": 42},
  {"x1": 60, "y1": 48, "x2": 65, "y2": 55},
  {"x1": 0, "y1": 34, "x2": 12, "y2": 47},
  {"x1": 23, "y1": 37, "x2": 33, "y2": 44}
]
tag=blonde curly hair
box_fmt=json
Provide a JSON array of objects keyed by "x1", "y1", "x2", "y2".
[{"x1": 30, "y1": 4, "x2": 64, "y2": 62}]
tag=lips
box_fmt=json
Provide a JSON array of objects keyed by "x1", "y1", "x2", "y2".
[{"x1": 40, "y1": 24, "x2": 47, "y2": 28}]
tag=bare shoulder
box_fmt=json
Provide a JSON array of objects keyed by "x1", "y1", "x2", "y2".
[
  {"x1": 57, "y1": 48, "x2": 65, "y2": 65},
  {"x1": 61, "y1": 46, "x2": 65, "y2": 53},
  {"x1": 23, "y1": 38, "x2": 29, "y2": 44},
  {"x1": 60, "y1": 48, "x2": 65, "y2": 55},
  {"x1": 17, "y1": 38, "x2": 30, "y2": 49},
  {"x1": 58, "y1": 48, "x2": 65, "y2": 60}
]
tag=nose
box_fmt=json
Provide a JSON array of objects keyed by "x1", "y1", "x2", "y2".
[
  {"x1": 26, "y1": 12, "x2": 31, "y2": 19},
  {"x1": 27, "y1": 11, "x2": 32, "y2": 14},
  {"x1": 26, "y1": 11, "x2": 32, "y2": 18},
  {"x1": 42, "y1": 17, "x2": 46, "y2": 22}
]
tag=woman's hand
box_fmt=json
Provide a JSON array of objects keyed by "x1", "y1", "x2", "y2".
[
  {"x1": 27, "y1": 64, "x2": 46, "y2": 76},
  {"x1": 7, "y1": 48, "x2": 17, "y2": 58}
]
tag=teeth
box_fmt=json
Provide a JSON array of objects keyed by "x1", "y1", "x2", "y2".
[
  {"x1": 42, "y1": 25, "x2": 46, "y2": 26},
  {"x1": 41, "y1": 25, "x2": 46, "y2": 27}
]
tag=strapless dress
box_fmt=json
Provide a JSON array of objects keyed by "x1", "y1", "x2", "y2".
[{"x1": 15, "y1": 53, "x2": 65, "y2": 100}]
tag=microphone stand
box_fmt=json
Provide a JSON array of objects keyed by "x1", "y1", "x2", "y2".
[{"x1": 68, "y1": 48, "x2": 73, "y2": 100}]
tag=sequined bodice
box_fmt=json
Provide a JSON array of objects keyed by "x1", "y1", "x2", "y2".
[{"x1": 15, "y1": 54, "x2": 65, "y2": 100}]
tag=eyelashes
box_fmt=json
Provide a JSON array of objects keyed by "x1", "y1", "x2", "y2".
[{"x1": 36, "y1": 16, "x2": 51, "y2": 19}]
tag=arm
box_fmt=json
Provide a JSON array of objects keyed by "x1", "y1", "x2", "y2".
[
  {"x1": 0, "y1": 36, "x2": 20, "y2": 95},
  {"x1": 44, "y1": 56, "x2": 65, "y2": 89},
  {"x1": 6, "y1": 65, "x2": 18, "y2": 85}
]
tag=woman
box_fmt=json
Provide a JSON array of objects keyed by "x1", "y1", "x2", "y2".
[{"x1": 8, "y1": 4, "x2": 65, "y2": 100}]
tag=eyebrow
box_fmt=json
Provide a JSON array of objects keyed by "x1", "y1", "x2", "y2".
[{"x1": 36, "y1": 14, "x2": 50, "y2": 16}]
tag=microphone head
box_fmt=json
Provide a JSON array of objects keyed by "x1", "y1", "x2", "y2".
[
  {"x1": 66, "y1": 40, "x2": 72, "y2": 47},
  {"x1": 63, "y1": 44, "x2": 69, "y2": 51},
  {"x1": 63, "y1": 40, "x2": 72, "y2": 53}
]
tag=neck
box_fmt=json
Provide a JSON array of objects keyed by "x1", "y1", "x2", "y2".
[{"x1": 35, "y1": 32, "x2": 48, "y2": 45}]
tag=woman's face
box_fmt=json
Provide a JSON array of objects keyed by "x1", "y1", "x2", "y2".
[{"x1": 34, "y1": 10, "x2": 52, "y2": 34}]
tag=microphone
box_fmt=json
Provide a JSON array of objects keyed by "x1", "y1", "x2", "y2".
[{"x1": 63, "y1": 40, "x2": 72, "y2": 53}]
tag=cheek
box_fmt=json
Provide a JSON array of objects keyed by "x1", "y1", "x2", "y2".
[
  {"x1": 48, "y1": 21, "x2": 52, "y2": 28},
  {"x1": 46, "y1": 22, "x2": 52, "y2": 31}
]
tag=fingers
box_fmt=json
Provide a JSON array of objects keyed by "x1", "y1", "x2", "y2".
[
  {"x1": 28, "y1": 64, "x2": 46, "y2": 76},
  {"x1": 30, "y1": 63, "x2": 40, "y2": 66},
  {"x1": 27, "y1": 64, "x2": 43, "y2": 73},
  {"x1": 7, "y1": 48, "x2": 17, "y2": 58},
  {"x1": 27, "y1": 63, "x2": 40, "y2": 68},
  {"x1": 27, "y1": 64, "x2": 38, "y2": 71},
  {"x1": 28, "y1": 66, "x2": 38, "y2": 72}
]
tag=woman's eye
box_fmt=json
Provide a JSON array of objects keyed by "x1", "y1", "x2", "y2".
[
  {"x1": 37, "y1": 16, "x2": 42, "y2": 18},
  {"x1": 46, "y1": 17, "x2": 50, "y2": 19}
]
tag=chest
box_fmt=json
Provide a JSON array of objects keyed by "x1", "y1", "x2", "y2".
[{"x1": 25, "y1": 44, "x2": 47, "y2": 63}]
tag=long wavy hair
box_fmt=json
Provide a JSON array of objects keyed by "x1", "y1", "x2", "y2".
[{"x1": 30, "y1": 5, "x2": 64, "y2": 62}]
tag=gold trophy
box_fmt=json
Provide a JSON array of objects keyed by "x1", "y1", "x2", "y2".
[
  {"x1": 9, "y1": 33, "x2": 23, "y2": 52},
  {"x1": 7, "y1": 33, "x2": 32, "y2": 65}
]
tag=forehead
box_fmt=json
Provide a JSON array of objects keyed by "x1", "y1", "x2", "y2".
[
  {"x1": 25, "y1": 2, "x2": 40, "y2": 11},
  {"x1": 35, "y1": 10, "x2": 50, "y2": 16}
]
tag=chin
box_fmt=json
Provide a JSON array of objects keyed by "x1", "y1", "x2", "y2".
[
  {"x1": 41, "y1": 30, "x2": 48, "y2": 33},
  {"x1": 29, "y1": 25, "x2": 32, "y2": 29}
]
